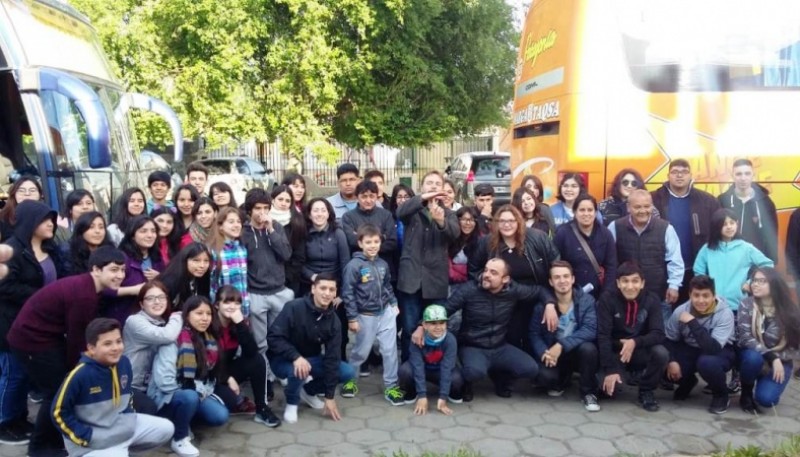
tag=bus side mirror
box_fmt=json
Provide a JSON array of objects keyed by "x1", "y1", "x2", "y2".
[{"x1": 116, "y1": 93, "x2": 184, "y2": 163}]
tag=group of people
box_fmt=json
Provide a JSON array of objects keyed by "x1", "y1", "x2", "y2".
[{"x1": 0, "y1": 157, "x2": 797, "y2": 456}]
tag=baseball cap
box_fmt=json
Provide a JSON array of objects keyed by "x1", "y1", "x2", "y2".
[{"x1": 423, "y1": 304, "x2": 448, "y2": 322}]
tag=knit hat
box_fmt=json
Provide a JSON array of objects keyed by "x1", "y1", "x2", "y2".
[{"x1": 423, "y1": 305, "x2": 448, "y2": 322}]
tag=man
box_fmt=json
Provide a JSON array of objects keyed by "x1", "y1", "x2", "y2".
[
  {"x1": 651, "y1": 159, "x2": 720, "y2": 303},
  {"x1": 718, "y1": 158, "x2": 778, "y2": 262},
  {"x1": 342, "y1": 181, "x2": 397, "y2": 262},
  {"x1": 267, "y1": 273, "x2": 355, "y2": 424},
  {"x1": 414, "y1": 258, "x2": 557, "y2": 400},
  {"x1": 530, "y1": 261, "x2": 600, "y2": 412},
  {"x1": 184, "y1": 161, "x2": 209, "y2": 196},
  {"x1": 609, "y1": 189, "x2": 684, "y2": 317},
  {"x1": 364, "y1": 169, "x2": 391, "y2": 210},
  {"x1": 665, "y1": 275, "x2": 736, "y2": 414},
  {"x1": 597, "y1": 261, "x2": 669, "y2": 412},
  {"x1": 327, "y1": 163, "x2": 360, "y2": 221},
  {"x1": 146, "y1": 170, "x2": 174, "y2": 213},
  {"x1": 8, "y1": 246, "x2": 127, "y2": 457},
  {"x1": 473, "y1": 183, "x2": 495, "y2": 235},
  {"x1": 396, "y1": 171, "x2": 460, "y2": 362}
]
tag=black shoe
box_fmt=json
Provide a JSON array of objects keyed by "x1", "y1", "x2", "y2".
[
  {"x1": 403, "y1": 391, "x2": 417, "y2": 405},
  {"x1": 660, "y1": 378, "x2": 675, "y2": 391},
  {"x1": 267, "y1": 380, "x2": 274, "y2": 403},
  {"x1": 27, "y1": 391, "x2": 43, "y2": 404},
  {"x1": 11, "y1": 418, "x2": 34, "y2": 437},
  {"x1": 462, "y1": 383, "x2": 473, "y2": 403},
  {"x1": 709, "y1": 394, "x2": 730, "y2": 415},
  {"x1": 627, "y1": 370, "x2": 642, "y2": 387},
  {"x1": 0, "y1": 423, "x2": 29, "y2": 445},
  {"x1": 740, "y1": 394, "x2": 763, "y2": 415},
  {"x1": 359, "y1": 364, "x2": 371, "y2": 377},
  {"x1": 637, "y1": 390, "x2": 660, "y2": 412},
  {"x1": 673, "y1": 375, "x2": 699, "y2": 401},
  {"x1": 254, "y1": 406, "x2": 282, "y2": 428}
]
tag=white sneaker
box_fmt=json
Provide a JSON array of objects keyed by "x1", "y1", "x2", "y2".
[
  {"x1": 283, "y1": 404, "x2": 298, "y2": 424},
  {"x1": 279, "y1": 378, "x2": 288, "y2": 387},
  {"x1": 300, "y1": 387, "x2": 325, "y2": 409},
  {"x1": 170, "y1": 437, "x2": 200, "y2": 457}
]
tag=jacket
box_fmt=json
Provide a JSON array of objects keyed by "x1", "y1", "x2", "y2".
[
  {"x1": 327, "y1": 192, "x2": 357, "y2": 222},
  {"x1": 341, "y1": 206, "x2": 397, "y2": 258},
  {"x1": 529, "y1": 287, "x2": 597, "y2": 360},
  {"x1": 651, "y1": 182, "x2": 720, "y2": 267},
  {"x1": 737, "y1": 296, "x2": 800, "y2": 362},
  {"x1": 408, "y1": 332, "x2": 458, "y2": 399},
  {"x1": 0, "y1": 200, "x2": 62, "y2": 350},
  {"x1": 665, "y1": 298, "x2": 735, "y2": 354},
  {"x1": 445, "y1": 280, "x2": 555, "y2": 349},
  {"x1": 147, "y1": 343, "x2": 180, "y2": 409},
  {"x1": 240, "y1": 222, "x2": 292, "y2": 294},
  {"x1": 718, "y1": 183, "x2": 778, "y2": 262},
  {"x1": 122, "y1": 311, "x2": 183, "y2": 391},
  {"x1": 51, "y1": 354, "x2": 138, "y2": 457},
  {"x1": 103, "y1": 253, "x2": 165, "y2": 326},
  {"x1": 787, "y1": 208, "x2": 800, "y2": 280},
  {"x1": 396, "y1": 196, "x2": 460, "y2": 298},
  {"x1": 693, "y1": 239, "x2": 773, "y2": 311},
  {"x1": 302, "y1": 226, "x2": 350, "y2": 283},
  {"x1": 218, "y1": 320, "x2": 259, "y2": 371},
  {"x1": 550, "y1": 201, "x2": 603, "y2": 228},
  {"x1": 597, "y1": 287, "x2": 665, "y2": 374},
  {"x1": 469, "y1": 227, "x2": 561, "y2": 285},
  {"x1": 554, "y1": 221, "x2": 617, "y2": 297},
  {"x1": 267, "y1": 296, "x2": 342, "y2": 399},
  {"x1": 342, "y1": 252, "x2": 397, "y2": 321}
]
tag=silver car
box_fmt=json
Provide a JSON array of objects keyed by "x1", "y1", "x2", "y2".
[
  {"x1": 198, "y1": 157, "x2": 275, "y2": 203},
  {"x1": 445, "y1": 151, "x2": 511, "y2": 205}
]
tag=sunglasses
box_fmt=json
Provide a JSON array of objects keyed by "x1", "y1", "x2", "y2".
[{"x1": 621, "y1": 179, "x2": 639, "y2": 187}]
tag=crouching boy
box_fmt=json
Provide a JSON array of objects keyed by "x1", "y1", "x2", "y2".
[
  {"x1": 52, "y1": 318, "x2": 173, "y2": 456},
  {"x1": 399, "y1": 304, "x2": 463, "y2": 415}
]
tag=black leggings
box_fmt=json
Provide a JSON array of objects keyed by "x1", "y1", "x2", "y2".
[{"x1": 217, "y1": 354, "x2": 269, "y2": 410}]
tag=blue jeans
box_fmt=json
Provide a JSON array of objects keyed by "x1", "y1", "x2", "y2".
[
  {"x1": 157, "y1": 389, "x2": 200, "y2": 440},
  {"x1": 270, "y1": 355, "x2": 355, "y2": 405},
  {"x1": 196, "y1": 395, "x2": 229, "y2": 426},
  {"x1": 398, "y1": 290, "x2": 442, "y2": 362},
  {"x1": 739, "y1": 349, "x2": 793, "y2": 407},
  {"x1": 0, "y1": 351, "x2": 27, "y2": 424}
]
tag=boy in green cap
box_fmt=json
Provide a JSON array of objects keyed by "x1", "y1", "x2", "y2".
[{"x1": 398, "y1": 304, "x2": 463, "y2": 415}]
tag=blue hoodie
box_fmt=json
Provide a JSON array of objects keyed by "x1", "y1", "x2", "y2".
[{"x1": 693, "y1": 239, "x2": 773, "y2": 311}]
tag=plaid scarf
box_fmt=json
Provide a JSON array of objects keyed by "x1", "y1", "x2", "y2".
[{"x1": 176, "y1": 327, "x2": 219, "y2": 381}]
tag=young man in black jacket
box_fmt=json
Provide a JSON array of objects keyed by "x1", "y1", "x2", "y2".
[{"x1": 597, "y1": 261, "x2": 669, "y2": 412}]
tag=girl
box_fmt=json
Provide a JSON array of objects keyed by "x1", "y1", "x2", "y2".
[
  {"x1": 214, "y1": 285, "x2": 280, "y2": 426},
  {"x1": 520, "y1": 175, "x2": 546, "y2": 203},
  {"x1": 180, "y1": 197, "x2": 218, "y2": 248},
  {"x1": 173, "y1": 184, "x2": 200, "y2": 234},
  {"x1": 61, "y1": 211, "x2": 112, "y2": 276},
  {"x1": 55, "y1": 189, "x2": 95, "y2": 242},
  {"x1": 550, "y1": 173, "x2": 601, "y2": 228},
  {"x1": 0, "y1": 176, "x2": 42, "y2": 241},
  {"x1": 107, "y1": 187, "x2": 147, "y2": 246},
  {"x1": 598, "y1": 168, "x2": 659, "y2": 224},
  {"x1": 208, "y1": 207, "x2": 249, "y2": 316},
  {"x1": 449, "y1": 206, "x2": 481, "y2": 286},
  {"x1": 738, "y1": 267, "x2": 800, "y2": 413},
  {"x1": 123, "y1": 280, "x2": 182, "y2": 415},
  {"x1": 158, "y1": 242, "x2": 212, "y2": 310},
  {"x1": 390, "y1": 184, "x2": 415, "y2": 256},
  {"x1": 511, "y1": 187, "x2": 555, "y2": 236},
  {"x1": 151, "y1": 206, "x2": 181, "y2": 264},
  {"x1": 441, "y1": 180, "x2": 462, "y2": 211},
  {"x1": 271, "y1": 185, "x2": 306, "y2": 296},
  {"x1": 281, "y1": 172, "x2": 307, "y2": 212},
  {"x1": 210, "y1": 182, "x2": 237, "y2": 211}
]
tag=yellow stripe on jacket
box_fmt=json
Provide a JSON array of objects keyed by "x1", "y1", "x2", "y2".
[{"x1": 52, "y1": 363, "x2": 89, "y2": 447}]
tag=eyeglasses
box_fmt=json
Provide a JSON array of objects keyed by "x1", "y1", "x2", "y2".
[
  {"x1": 751, "y1": 277, "x2": 768, "y2": 285},
  {"x1": 669, "y1": 169, "x2": 690, "y2": 176},
  {"x1": 459, "y1": 218, "x2": 475, "y2": 224},
  {"x1": 621, "y1": 179, "x2": 639, "y2": 187},
  {"x1": 497, "y1": 219, "x2": 517, "y2": 226},
  {"x1": 16, "y1": 188, "x2": 39, "y2": 195},
  {"x1": 143, "y1": 295, "x2": 168, "y2": 304},
  {"x1": 396, "y1": 195, "x2": 411, "y2": 200}
]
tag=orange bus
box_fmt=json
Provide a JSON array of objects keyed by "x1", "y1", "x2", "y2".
[{"x1": 507, "y1": 0, "x2": 800, "y2": 264}]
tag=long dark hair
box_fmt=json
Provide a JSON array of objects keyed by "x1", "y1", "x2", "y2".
[
  {"x1": 181, "y1": 295, "x2": 223, "y2": 381},
  {"x1": 111, "y1": 187, "x2": 146, "y2": 230},
  {"x1": 512, "y1": 187, "x2": 544, "y2": 222},
  {"x1": 63, "y1": 189, "x2": 95, "y2": 220},
  {"x1": 158, "y1": 242, "x2": 211, "y2": 308},
  {"x1": 610, "y1": 168, "x2": 648, "y2": 201},
  {"x1": 0, "y1": 176, "x2": 42, "y2": 225},
  {"x1": 150, "y1": 206, "x2": 181, "y2": 260},
  {"x1": 450, "y1": 206, "x2": 481, "y2": 258},
  {"x1": 119, "y1": 215, "x2": 161, "y2": 263},
  {"x1": 272, "y1": 185, "x2": 306, "y2": 245},
  {"x1": 209, "y1": 182, "x2": 238, "y2": 209},
  {"x1": 390, "y1": 184, "x2": 415, "y2": 216},
  {"x1": 304, "y1": 197, "x2": 337, "y2": 233},
  {"x1": 69, "y1": 211, "x2": 112, "y2": 274},
  {"x1": 752, "y1": 266, "x2": 800, "y2": 349},
  {"x1": 520, "y1": 175, "x2": 545, "y2": 203},
  {"x1": 708, "y1": 208, "x2": 740, "y2": 250},
  {"x1": 281, "y1": 172, "x2": 307, "y2": 208}
]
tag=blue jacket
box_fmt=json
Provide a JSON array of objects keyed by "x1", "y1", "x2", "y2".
[
  {"x1": 408, "y1": 332, "x2": 458, "y2": 399},
  {"x1": 693, "y1": 239, "x2": 773, "y2": 311},
  {"x1": 51, "y1": 354, "x2": 140, "y2": 456},
  {"x1": 529, "y1": 287, "x2": 597, "y2": 360},
  {"x1": 342, "y1": 252, "x2": 397, "y2": 321},
  {"x1": 554, "y1": 221, "x2": 617, "y2": 297}
]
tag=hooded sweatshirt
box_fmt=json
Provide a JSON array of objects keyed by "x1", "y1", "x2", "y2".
[
  {"x1": 240, "y1": 221, "x2": 292, "y2": 294},
  {"x1": 665, "y1": 297, "x2": 735, "y2": 354},
  {"x1": 341, "y1": 252, "x2": 397, "y2": 321},
  {"x1": 718, "y1": 183, "x2": 778, "y2": 262},
  {"x1": 693, "y1": 239, "x2": 773, "y2": 311}
]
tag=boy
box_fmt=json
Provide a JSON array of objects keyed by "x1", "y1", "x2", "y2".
[
  {"x1": 341, "y1": 224, "x2": 403, "y2": 405},
  {"x1": 51, "y1": 318, "x2": 173, "y2": 456},
  {"x1": 398, "y1": 304, "x2": 462, "y2": 416},
  {"x1": 184, "y1": 161, "x2": 209, "y2": 196},
  {"x1": 146, "y1": 170, "x2": 174, "y2": 213}
]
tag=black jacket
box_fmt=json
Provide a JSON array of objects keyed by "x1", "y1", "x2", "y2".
[
  {"x1": 267, "y1": 296, "x2": 342, "y2": 399},
  {"x1": 718, "y1": 183, "x2": 778, "y2": 262},
  {"x1": 651, "y1": 182, "x2": 720, "y2": 267},
  {"x1": 240, "y1": 222, "x2": 292, "y2": 294},
  {"x1": 302, "y1": 226, "x2": 350, "y2": 283},
  {"x1": 341, "y1": 205, "x2": 397, "y2": 266},
  {"x1": 554, "y1": 221, "x2": 617, "y2": 297},
  {"x1": 468, "y1": 227, "x2": 560, "y2": 285},
  {"x1": 445, "y1": 280, "x2": 555, "y2": 349}
]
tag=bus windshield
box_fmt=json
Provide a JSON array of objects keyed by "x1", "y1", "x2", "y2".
[{"x1": 615, "y1": 0, "x2": 800, "y2": 91}]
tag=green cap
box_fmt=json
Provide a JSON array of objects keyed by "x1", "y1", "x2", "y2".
[{"x1": 423, "y1": 304, "x2": 448, "y2": 322}]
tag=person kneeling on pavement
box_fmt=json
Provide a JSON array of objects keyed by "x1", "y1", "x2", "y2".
[
  {"x1": 665, "y1": 275, "x2": 736, "y2": 414},
  {"x1": 598, "y1": 261, "x2": 669, "y2": 412},
  {"x1": 399, "y1": 305, "x2": 463, "y2": 415},
  {"x1": 530, "y1": 260, "x2": 600, "y2": 412}
]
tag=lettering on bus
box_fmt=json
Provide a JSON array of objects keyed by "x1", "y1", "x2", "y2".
[
  {"x1": 514, "y1": 101, "x2": 560, "y2": 126},
  {"x1": 524, "y1": 30, "x2": 557, "y2": 68}
]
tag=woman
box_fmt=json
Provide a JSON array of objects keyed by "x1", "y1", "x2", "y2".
[
  {"x1": 550, "y1": 173, "x2": 601, "y2": 228},
  {"x1": 107, "y1": 187, "x2": 147, "y2": 246},
  {"x1": 281, "y1": 172, "x2": 307, "y2": 212},
  {"x1": 694, "y1": 208, "x2": 774, "y2": 313},
  {"x1": 520, "y1": 174, "x2": 546, "y2": 203},
  {"x1": 554, "y1": 195, "x2": 617, "y2": 297},
  {"x1": 214, "y1": 285, "x2": 280, "y2": 426},
  {"x1": 158, "y1": 242, "x2": 212, "y2": 310},
  {"x1": 271, "y1": 185, "x2": 306, "y2": 296},
  {"x1": 210, "y1": 182, "x2": 237, "y2": 211},
  {"x1": 173, "y1": 184, "x2": 200, "y2": 234},
  {"x1": 61, "y1": 211, "x2": 112, "y2": 276},
  {"x1": 208, "y1": 207, "x2": 249, "y2": 314},
  {"x1": 0, "y1": 176, "x2": 42, "y2": 241},
  {"x1": 598, "y1": 168, "x2": 659, "y2": 224},
  {"x1": 180, "y1": 197, "x2": 218, "y2": 248},
  {"x1": 151, "y1": 206, "x2": 181, "y2": 264},
  {"x1": 441, "y1": 180, "x2": 462, "y2": 211},
  {"x1": 123, "y1": 280, "x2": 182, "y2": 415},
  {"x1": 449, "y1": 206, "x2": 481, "y2": 286},
  {"x1": 511, "y1": 187, "x2": 555, "y2": 237},
  {"x1": 737, "y1": 267, "x2": 800, "y2": 413},
  {"x1": 55, "y1": 189, "x2": 95, "y2": 243}
]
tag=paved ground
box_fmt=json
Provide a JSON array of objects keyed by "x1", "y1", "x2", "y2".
[{"x1": 4, "y1": 373, "x2": 800, "y2": 457}]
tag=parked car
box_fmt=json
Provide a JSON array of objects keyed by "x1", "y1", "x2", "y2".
[
  {"x1": 445, "y1": 151, "x2": 511, "y2": 206},
  {"x1": 198, "y1": 157, "x2": 274, "y2": 203},
  {"x1": 140, "y1": 150, "x2": 183, "y2": 189}
]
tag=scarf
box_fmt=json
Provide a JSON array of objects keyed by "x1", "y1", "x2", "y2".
[
  {"x1": 270, "y1": 208, "x2": 292, "y2": 226},
  {"x1": 425, "y1": 333, "x2": 446, "y2": 346},
  {"x1": 176, "y1": 327, "x2": 219, "y2": 381},
  {"x1": 691, "y1": 299, "x2": 718, "y2": 318},
  {"x1": 753, "y1": 303, "x2": 786, "y2": 352},
  {"x1": 189, "y1": 223, "x2": 210, "y2": 244}
]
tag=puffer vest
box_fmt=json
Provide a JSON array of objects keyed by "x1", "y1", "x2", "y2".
[{"x1": 614, "y1": 217, "x2": 668, "y2": 299}]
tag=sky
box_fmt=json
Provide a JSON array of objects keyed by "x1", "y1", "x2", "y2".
[{"x1": 506, "y1": 0, "x2": 531, "y2": 31}]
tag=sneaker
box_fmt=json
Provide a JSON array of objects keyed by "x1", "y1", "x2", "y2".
[
  {"x1": 403, "y1": 391, "x2": 417, "y2": 405},
  {"x1": 659, "y1": 378, "x2": 675, "y2": 391},
  {"x1": 583, "y1": 394, "x2": 601, "y2": 412},
  {"x1": 170, "y1": 437, "x2": 200, "y2": 457},
  {"x1": 637, "y1": 390, "x2": 660, "y2": 412},
  {"x1": 279, "y1": 378, "x2": 288, "y2": 387},
  {"x1": 254, "y1": 406, "x2": 282, "y2": 428},
  {"x1": 740, "y1": 393, "x2": 763, "y2": 415},
  {"x1": 232, "y1": 396, "x2": 256, "y2": 415},
  {"x1": 283, "y1": 404, "x2": 298, "y2": 424},
  {"x1": 727, "y1": 376, "x2": 741, "y2": 394},
  {"x1": 341, "y1": 380, "x2": 358, "y2": 398},
  {"x1": 447, "y1": 393, "x2": 464, "y2": 404},
  {"x1": 0, "y1": 423, "x2": 29, "y2": 445},
  {"x1": 673, "y1": 375, "x2": 699, "y2": 401},
  {"x1": 359, "y1": 364, "x2": 371, "y2": 377},
  {"x1": 462, "y1": 382, "x2": 474, "y2": 403},
  {"x1": 547, "y1": 388, "x2": 565, "y2": 397},
  {"x1": 627, "y1": 370, "x2": 642, "y2": 387},
  {"x1": 385, "y1": 386, "x2": 406, "y2": 406},
  {"x1": 27, "y1": 391, "x2": 43, "y2": 404},
  {"x1": 11, "y1": 418, "x2": 34, "y2": 437},
  {"x1": 709, "y1": 394, "x2": 730, "y2": 415},
  {"x1": 300, "y1": 387, "x2": 325, "y2": 409}
]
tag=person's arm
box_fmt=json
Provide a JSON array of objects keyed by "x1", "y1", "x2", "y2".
[
  {"x1": 439, "y1": 209, "x2": 460, "y2": 241},
  {"x1": 335, "y1": 229, "x2": 351, "y2": 279},
  {"x1": 379, "y1": 213, "x2": 398, "y2": 255},
  {"x1": 664, "y1": 225, "x2": 685, "y2": 291},
  {"x1": 268, "y1": 224, "x2": 292, "y2": 263},
  {"x1": 513, "y1": 283, "x2": 557, "y2": 308},
  {"x1": 341, "y1": 213, "x2": 359, "y2": 253},
  {"x1": 266, "y1": 305, "x2": 301, "y2": 361},
  {"x1": 323, "y1": 317, "x2": 343, "y2": 399},
  {"x1": 0, "y1": 247, "x2": 38, "y2": 307},
  {"x1": 685, "y1": 311, "x2": 732, "y2": 355},
  {"x1": 150, "y1": 343, "x2": 180, "y2": 394},
  {"x1": 437, "y1": 334, "x2": 458, "y2": 400},
  {"x1": 51, "y1": 365, "x2": 93, "y2": 447},
  {"x1": 601, "y1": 227, "x2": 618, "y2": 287},
  {"x1": 664, "y1": 306, "x2": 682, "y2": 342},
  {"x1": 632, "y1": 298, "x2": 666, "y2": 348},
  {"x1": 596, "y1": 295, "x2": 622, "y2": 374},
  {"x1": 444, "y1": 282, "x2": 470, "y2": 316},
  {"x1": 764, "y1": 198, "x2": 779, "y2": 262},
  {"x1": 467, "y1": 237, "x2": 488, "y2": 281},
  {"x1": 408, "y1": 343, "x2": 428, "y2": 398},
  {"x1": 559, "y1": 295, "x2": 598, "y2": 352},
  {"x1": 693, "y1": 245, "x2": 710, "y2": 276},
  {"x1": 396, "y1": 195, "x2": 425, "y2": 221},
  {"x1": 341, "y1": 261, "x2": 359, "y2": 321},
  {"x1": 529, "y1": 305, "x2": 550, "y2": 360},
  {"x1": 233, "y1": 320, "x2": 260, "y2": 358},
  {"x1": 747, "y1": 243, "x2": 775, "y2": 269},
  {"x1": 736, "y1": 300, "x2": 763, "y2": 352},
  {"x1": 124, "y1": 313, "x2": 182, "y2": 345}
]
